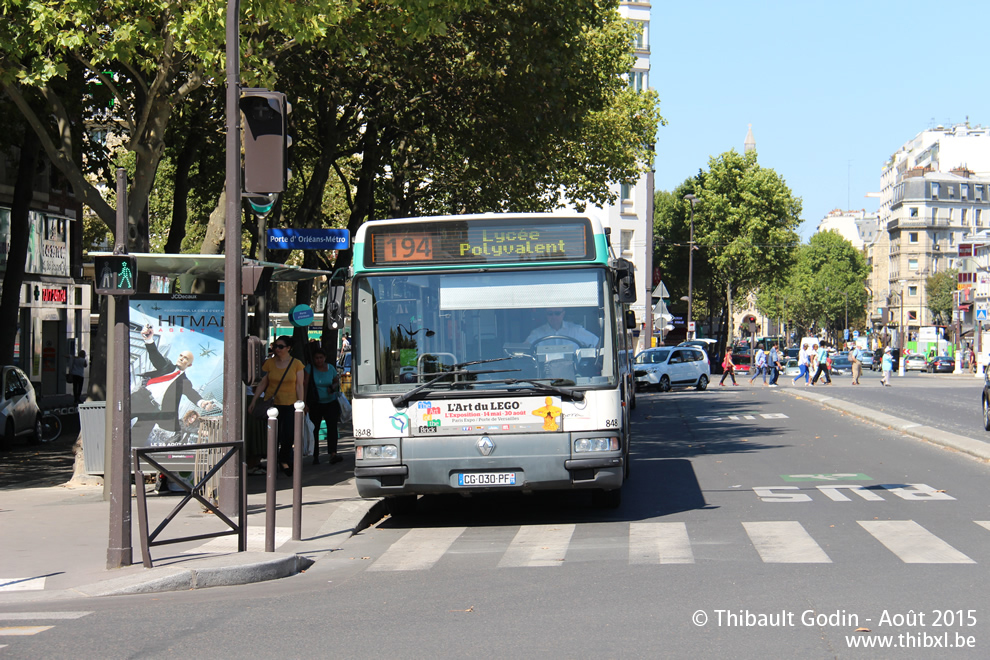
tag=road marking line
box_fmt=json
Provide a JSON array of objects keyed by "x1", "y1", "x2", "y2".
[
  {"x1": 0, "y1": 612, "x2": 91, "y2": 621},
  {"x1": 0, "y1": 627, "x2": 54, "y2": 636},
  {"x1": 498, "y1": 524, "x2": 575, "y2": 568},
  {"x1": 0, "y1": 577, "x2": 45, "y2": 592},
  {"x1": 629, "y1": 522, "x2": 694, "y2": 564},
  {"x1": 742, "y1": 521, "x2": 831, "y2": 563},
  {"x1": 975, "y1": 521, "x2": 990, "y2": 533},
  {"x1": 858, "y1": 520, "x2": 975, "y2": 563},
  {"x1": 368, "y1": 527, "x2": 466, "y2": 571},
  {"x1": 183, "y1": 526, "x2": 291, "y2": 554}
]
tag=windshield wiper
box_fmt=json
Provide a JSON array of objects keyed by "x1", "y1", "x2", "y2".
[
  {"x1": 391, "y1": 364, "x2": 519, "y2": 408},
  {"x1": 500, "y1": 378, "x2": 585, "y2": 402}
]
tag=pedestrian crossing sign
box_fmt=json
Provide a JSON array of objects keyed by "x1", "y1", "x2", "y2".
[{"x1": 977, "y1": 308, "x2": 988, "y2": 321}]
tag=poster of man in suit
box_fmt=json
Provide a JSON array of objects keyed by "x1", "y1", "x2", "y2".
[{"x1": 129, "y1": 295, "x2": 223, "y2": 469}]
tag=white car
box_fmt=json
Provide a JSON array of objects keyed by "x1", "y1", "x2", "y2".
[
  {"x1": 634, "y1": 347, "x2": 710, "y2": 392},
  {"x1": 1, "y1": 365, "x2": 42, "y2": 445}
]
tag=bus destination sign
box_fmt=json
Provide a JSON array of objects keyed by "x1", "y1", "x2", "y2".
[{"x1": 367, "y1": 217, "x2": 593, "y2": 267}]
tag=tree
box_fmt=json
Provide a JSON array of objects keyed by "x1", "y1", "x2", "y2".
[
  {"x1": 653, "y1": 150, "x2": 801, "y2": 345},
  {"x1": 0, "y1": 0, "x2": 484, "y2": 249},
  {"x1": 926, "y1": 270, "x2": 958, "y2": 326},
  {"x1": 782, "y1": 230, "x2": 870, "y2": 340}
]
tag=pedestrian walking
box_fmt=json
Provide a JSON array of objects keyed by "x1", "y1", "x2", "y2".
[
  {"x1": 849, "y1": 344, "x2": 863, "y2": 385},
  {"x1": 792, "y1": 342, "x2": 811, "y2": 385},
  {"x1": 767, "y1": 343, "x2": 781, "y2": 387},
  {"x1": 720, "y1": 351, "x2": 738, "y2": 386},
  {"x1": 749, "y1": 344, "x2": 767, "y2": 385},
  {"x1": 69, "y1": 350, "x2": 87, "y2": 403},
  {"x1": 810, "y1": 343, "x2": 832, "y2": 385},
  {"x1": 881, "y1": 346, "x2": 893, "y2": 386}
]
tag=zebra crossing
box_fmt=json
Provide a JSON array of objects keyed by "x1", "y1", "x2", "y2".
[
  {"x1": 358, "y1": 520, "x2": 990, "y2": 572},
  {"x1": 0, "y1": 611, "x2": 92, "y2": 649}
]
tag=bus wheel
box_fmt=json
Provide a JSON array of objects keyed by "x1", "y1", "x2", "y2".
[
  {"x1": 592, "y1": 488, "x2": 621, "y2": 509},
  {"x1": 384, "y1": 495, "x2": 418, "y2": 516}
]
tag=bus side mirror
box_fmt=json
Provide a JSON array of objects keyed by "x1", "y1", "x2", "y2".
[
  {"x1": 614, "y1": 258, "x2": 637, "y2": 303},
  {"x1": 625, "y1": 309, "x2": 637, "y2": 330}
]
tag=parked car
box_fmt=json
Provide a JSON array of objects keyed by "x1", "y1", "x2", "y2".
[
  {"x1": 0, "y1": 365, "x2": 42, "y2": 445},
  {"x1": 782, "y1": 358, "x2": 801, "y2": 377},
  {"x1": 982, "y1": 368, "x2": 990, "y2": 431},
  {"x1": 871, "y1": 348, "x2": 900, "y2": 371},
  {"x1": 858, "y1": 350, "x2": 875, "y2": 370},
  {"x1": 903, "y1": 353, "x2": 928, "y2": 372},
  {"x1": 677, "y1": 338, "x2": 717, "y2": 366},
  {"x1": 634, "y1": 347, "x2": 710, "y2": 392},
  {"x1": 927, "y1": 355, "x2": 955, "y2": 373},
  {"x1": 829, "y1": 353, "x2": 852, "y2": 375},
  {"x1": 783, "y1": 347, "x2": 800, "y2": 360}
]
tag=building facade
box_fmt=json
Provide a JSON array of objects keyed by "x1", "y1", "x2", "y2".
[
  {"x1": 0, "y1": 146, "x2": 90, "y2": 395},
  {"x1": 874, "y1": 123, "x2": 990, "y2": 343},
  {"x1": 563, "y1": 1, "x2": 653, "y2": 350}
]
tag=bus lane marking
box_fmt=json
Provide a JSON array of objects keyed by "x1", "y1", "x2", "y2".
[{"x1": 753, "y1": 483, "x2": 956, "y2": 503}]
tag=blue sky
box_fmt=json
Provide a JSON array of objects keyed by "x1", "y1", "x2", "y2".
[{"x1": 650, "y1": 1, "x2": 987, "y2": 241}]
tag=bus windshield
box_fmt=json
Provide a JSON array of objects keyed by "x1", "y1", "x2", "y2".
[{"x1": 353, "y1": 268, "x2": 617, "y2": 397}]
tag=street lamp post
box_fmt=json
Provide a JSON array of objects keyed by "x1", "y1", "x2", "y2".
[
  {"x1": 898, "y1": 279, "x2": 906, "y2": 377},
  {"x1": 684, "y1": 194, "x2": 698, "y2": 339}
]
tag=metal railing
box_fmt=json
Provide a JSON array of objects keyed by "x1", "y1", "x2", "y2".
[{"x1": 133, "y1": 439, "x2": 246, "y2": 568}]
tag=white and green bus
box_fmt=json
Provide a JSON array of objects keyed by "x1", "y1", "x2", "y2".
[{"x1": 348, "y1": 213, "x2": 637, "y2": 511}]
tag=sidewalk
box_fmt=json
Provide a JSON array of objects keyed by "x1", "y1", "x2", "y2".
[{"x1": 0, "y1": 437, "x2": 384, "y2": 604}]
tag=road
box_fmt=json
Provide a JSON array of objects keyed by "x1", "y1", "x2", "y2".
[{"x1": 3, "y1": 375, "x2": 989, "y2": 658}]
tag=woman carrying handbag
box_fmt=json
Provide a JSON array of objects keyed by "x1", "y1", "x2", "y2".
[
  {"x1": 303, "y1": 347, "x2": 342, "y2": 465},
  {"x1": 248, "y1": 336, "x2": 305, "y2": 477}
]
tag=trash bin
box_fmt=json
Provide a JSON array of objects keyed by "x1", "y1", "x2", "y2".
[{"x1": 78, "y1": 401, "x2": 107, "y2": 474}]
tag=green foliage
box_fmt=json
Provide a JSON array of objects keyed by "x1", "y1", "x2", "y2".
[
  {"x1": 926, "y1": 269, "x2": 958, "y2": 326},
  {"x1": 652, "y1": 150, "x2": 801, "y2": 330},
  {"x1": 780, "y1": 230, "x2": 871, "y2": 335}
]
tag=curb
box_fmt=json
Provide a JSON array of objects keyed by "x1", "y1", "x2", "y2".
[
  {"x1": 0, "y1": 495, "x2": 384, "y2": 603},
  {"x1": 780, "y1": 388, "x2": 990, "y2": 462}
]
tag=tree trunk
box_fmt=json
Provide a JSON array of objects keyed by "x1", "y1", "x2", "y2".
[
  {"x1": 200, "y1": 189, "x2": 226, "y2": 255},
  {"x1": 163, "y1": 127, "x2": 202, "y2": 253},
  {"x1": 0, "y1": 129, "x2": 38, "y2": 366}
]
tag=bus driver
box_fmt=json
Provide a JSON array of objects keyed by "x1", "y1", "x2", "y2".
[{"x1": 525, "y1": 308, "x2": 599, "y2": 349}]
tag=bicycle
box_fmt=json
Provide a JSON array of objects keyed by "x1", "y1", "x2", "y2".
[{"x1": 39, "y1": 411, "x2": 62, "y2": 443}]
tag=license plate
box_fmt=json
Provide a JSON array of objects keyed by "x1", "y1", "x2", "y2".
[{"x1": 457, "y1": 472, "x2": 516, "y2": 487}]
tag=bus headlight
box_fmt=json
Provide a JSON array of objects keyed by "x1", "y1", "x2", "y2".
[
  {"x1": 574, "y1": 437, "x2": 619, "y2": 453},
  {"x1": 356, "y1": 444, "x2": 398, "y2": 460}
]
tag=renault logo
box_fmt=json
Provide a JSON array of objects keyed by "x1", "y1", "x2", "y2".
[{"x1": 477, "y1": 436, "x2": 495, "y2": 456}]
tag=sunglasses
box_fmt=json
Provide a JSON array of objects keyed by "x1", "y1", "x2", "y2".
[{"x1": 274, "y1": 344, "x2": 287, "y2": 349}]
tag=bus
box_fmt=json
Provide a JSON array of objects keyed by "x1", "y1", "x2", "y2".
[{"x1": 348, "y1": 213, "x2": 637, "y2": 512}]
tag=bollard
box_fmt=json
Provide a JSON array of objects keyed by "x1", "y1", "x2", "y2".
[
  {"x1": 265, "y1": 406, "x2": 278, "y2": 553},
  {"x1": 292, "y1": 400, "x2": 305, "y2": 541}
]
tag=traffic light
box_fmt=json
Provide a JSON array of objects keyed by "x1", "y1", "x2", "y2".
[
  {"x1": 240, "y1": 89, "x2": 289, "y2": 194},
  {"x1": 94, "y1": 255, "x2": 138, "y2": 295}
]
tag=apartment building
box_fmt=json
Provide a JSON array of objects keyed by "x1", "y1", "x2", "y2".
[
  {"x1": 564, "y1": 1, "x2": 654, "y2": 350},
  {"x1": 873, "y1": 123, "x2": 990, "y2": 339}
]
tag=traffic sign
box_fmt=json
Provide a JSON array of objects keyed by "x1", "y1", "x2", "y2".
[
  {"x1": 652, "y1": 282, "x2": 670, "y2": 299},
  {"x1": 977, "y1": 308, "x2": 988, "y2": 321}
]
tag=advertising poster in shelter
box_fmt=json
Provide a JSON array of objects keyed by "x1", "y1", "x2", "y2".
[{"x1": 128, "y1": 295, "x2": 224, "y2": 470}]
